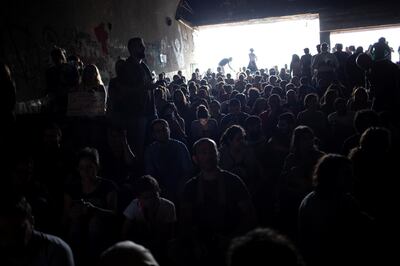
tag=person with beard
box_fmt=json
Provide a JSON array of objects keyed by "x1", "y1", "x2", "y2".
[
  {"x1": 119, "y1": 37, "x2": 157, "y2": 164},
  {"x1": 179, "y1": 138, "x2": 256, "y2": 266},
  {"x1": 144, "y1": 119, "x2": 192, "y2": 204}
]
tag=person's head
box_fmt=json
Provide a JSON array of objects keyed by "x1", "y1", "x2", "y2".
[
  {"x1": 99, "y1": 241, "x2": 159, "y2": 266},
  {"x1": 286, "y1": 89, "x2": 297, "y2": 104},
  {"x1": 154, "y1": 87, "x2": 167, "y2": 103},
  {"x1": 291, "y1": 76, "x2": 300, "y2": 87},
  {"x1": 335, "y1": 43, "x2": 343, "y2": 51},
  {"x1": 353, "y1": 87, "x2": 368, "y2": 102},
  {"x1": 0, "y1": 194, "x2": 34, "y2": 251},
  {"x1": 82, "y1": 64, "x2": 103, "y2": 86},
  {"x1": 252, "y1": 98, "x2": 267, "y2": 115},
  {"x1": 277, "y1": 112, "x2": 296, "y2": 134},
  {"x1": 268, "y1": 94, "x2": 281, "y2": 110},
  {"x1": 271, "y1": 87, "x2": 283, "y2": 98},
  {"x1": 128, "y1": 37, "x2": 146, "y2": 60},
  {"x1": 322, "y1": 89, "x2": 338, "y2": 105},
  {"x1": 229, "y1": 98, "x2": 242, "y2": 114},
  {"x1": 292, "y1": 54, "x2": 300, "y2": 62},
  {"x1": 198, "y1": 88, "x2": 209, "y2": 99},
  {"x1": 355, "y1": 46, "x2": 363, "y2": 54},
  {"x1": 304, "y1": 48, "x2": 310, "y2": 54},
  {"x1": 248, "y1": 88, "x2": 260, "y2": 100},
  {"x1": 226, "y1": 73, "x2": 232, "y2": 79},
  {"x1": 173, "y1": 89, "x2": 187, "y2": 105},
  {"x1": 209, "y1": 100, "x2": 221, "y2": 116},
  {"x1": 192, "y1": 138, "x2": 219, "y2": 172},
  {"x1": 313, "y1": 154, "x2": 353, "y2": 196},
  {"x1": 50, "y1": 46, "x2": 66, "y2": 65},
  {"x1": 321, "y1": 43, "x2": 329, "y2": 52},
  {"x1": 250, "y1": 48, "x2": 254, "y2": 53},
  {"x1": 245, "y1": 116, "x2": 262, "y2": 140},
  {"x1": 354, "y1": 109, "x2": 380, "y2": 134},
  {"x1": 334, "y1": 98, "x2": 347, "y2": 114},
  {"x1": 151, "y1": 119, "x2": 170, "y2": 143},
  {"x1": 291, "y1": 125, "x2": 315, "y2": 153},
  {"x1": 235, "y1": 93, "x2": 247, "y2": 110},
  {"x1": 359, "y1": 127, "x2": 391, "y2": 154},
  {"x1": 197, "y1": 104, "x2": 209, "y2": 119},
  {"x1": 107, "y1": 127, "x2": 127, "y2": 155},
  {"x1": 285, "y1": 83, "x2": 295, "y2": 92},
  {"x1": 356, "y1": 53, "x2": 373, "y2": 71},
  {"x1": 316, "y1": 44, "x2": 321, "y2": 53},
  {"x1": 228, "y1": 228, "x2": 304, "y2": 266},
  {"x1": 133, "y1": 175, "x2": 161, "y2": 210},
  {"x1": 220, "y1": 125, "x2": 246, "y2": 150},
  {"x1": 304, "y1": 93, "x2": 319, "y2": 110},
  {"x1": 77, "y1": 147, "x2": 100, "y2": 181},
  {"x1": 42, "y1": 123, "x2": 62, "y2": 149},
  {"x1": 269, "y1": 75, "x2": 278, "y2": 85}
]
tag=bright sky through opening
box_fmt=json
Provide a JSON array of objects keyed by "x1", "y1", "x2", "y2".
[{"x1": 193, "y1": 14, "x2": 320, "y2": 75}]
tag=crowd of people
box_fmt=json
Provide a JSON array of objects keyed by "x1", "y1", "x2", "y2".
[{"x1": 1, "y1": 35, "x2": 399, "y2": 266}]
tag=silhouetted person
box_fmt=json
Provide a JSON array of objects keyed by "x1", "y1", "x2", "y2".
[
  {"x1": 0, "y1": 194, "x2": 74, "y2": 266},
  {"x1": 180, "y1": 138, "x2": 256, "y2": 266},
  {"x1": 63, "y1": 147, "x2": 117, "y2": 264},
  {"x1": 122, "y1": 175, "x2": 175, "y2": 263},
  {"x1": 218, "y1": 57, "x2": 233, "y2": 75},
  {"x1": 45, "y1": 47, "x2": 79, "y2": 120},
  {"x1": 345, "y1": 46, "x2": 364, "y2": 91},
  {"x1": 341, "y1": 109, "x2": 380, "y2": 155},
  {"x1": 120, "y1": 37, "x2": 156, "y2": 162},
  {"x1": 312, "y1": 43, "x2": 339, "y2": 85},
  {"x1": 290, "y1": 54, "x2": 301, "y2": 78},
  {"x1": 248, "y1": 48, "x2": 258, "y2": 73},
  {"x1": 300, "y1": 48, "x2": 312, "y2": 79},
  {"x1": 144, "y1": 119, "x2": 192, "y2": 203},
  {"x1": 299, "y1": 154, "x2": 375, "y2": 266},
  {"x1": 333, "y1": 43, "x2": 349, "y2": 86},
  {"x1": 368, "y1": 40, "x2": 400, "y2": 113},
  {"x1": 228, "y1": 228, "x2": 304, "y2": 266}
]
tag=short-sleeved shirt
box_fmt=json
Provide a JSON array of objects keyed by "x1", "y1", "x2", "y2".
[
  {"x1": 124, "y1": 197, "x2": 176, "y2": 223},
  {"x1": 0, "y1": 230, "x2": 75, "y2": 266}
]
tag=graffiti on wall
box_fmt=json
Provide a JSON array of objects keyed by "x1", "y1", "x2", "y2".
[{"x1": 1, "y1": 22, "x2": 128, "y2": 99}]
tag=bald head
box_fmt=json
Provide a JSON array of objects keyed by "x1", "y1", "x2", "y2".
[{"x1": 99, "y1": 241, "x2": 159, "y2": 266}]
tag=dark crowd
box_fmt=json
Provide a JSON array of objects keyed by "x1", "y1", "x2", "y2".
[{"x1": 1, "y1": 36, "x2": 400, "y2": 266}]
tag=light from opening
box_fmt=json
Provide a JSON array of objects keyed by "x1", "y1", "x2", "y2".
[{"x1": 193, "y1": 14, "x2": 320, "y2": 74}]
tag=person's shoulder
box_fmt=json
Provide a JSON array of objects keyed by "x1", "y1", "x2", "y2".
[
  {"x1": 220, "y1": 170, "x2": 245, "y2": 186},
  {"x1": 33, "y1": 230, "x2": 73, "y2": 254},
  {"x1": 160, "y1": 197, "x2": 176, "y2": 209},
  {"x1": 169, "y1": 138, "x2": 188, "y2": 149}
]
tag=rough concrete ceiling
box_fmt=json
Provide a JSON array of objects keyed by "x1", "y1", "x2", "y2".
[{"x1": 176, "y1": 0, "x2": 399, "y2": 26}]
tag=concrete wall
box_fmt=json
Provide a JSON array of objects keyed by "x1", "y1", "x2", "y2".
[{"x1": 1, "y1": 0, "x2": 195, "y2": 100}]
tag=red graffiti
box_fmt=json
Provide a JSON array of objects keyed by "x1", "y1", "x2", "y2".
[{"x1": 94, "y1": 22, "x2": 109, "y2": 55}]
